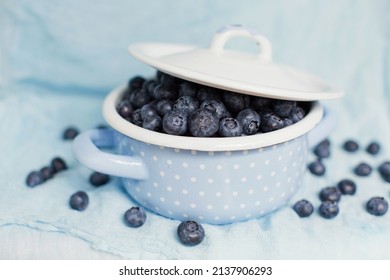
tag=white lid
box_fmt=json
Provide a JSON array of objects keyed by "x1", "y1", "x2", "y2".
[{"x1": 128, "y1": 25, "x2": 343, "y2": 101}]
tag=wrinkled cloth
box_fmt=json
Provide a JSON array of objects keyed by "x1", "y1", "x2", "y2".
[{"x1": 1, "y1": 0, "x2": 390, "y2": 259}]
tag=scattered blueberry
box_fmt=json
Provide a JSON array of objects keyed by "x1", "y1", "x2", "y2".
[
  {"x1": 337, "y1": 179, "x2": 357, "y2": 195},
  {"x1": 313, "y1": 139, "x2": 331, "y2": 159},
  {"x1": 40, "y1": 166, "x2": 54, "y2": 181},
  {"x1": 69, "y1": 191, "x2": 89, "y2": 211},
  {"x1": 62, "y1": 127, "x2": 79, "y2": 140},
  {"x1": 319, "y1": 200, "x2": 339, "y2": 219},
  {"x1": 272, "y1": 100, "x2": 296, "y2": 117},
  {"x1": 177, "y1": 220, "x2": 205, "y2": 246},
  {"x1": 293, "y1": 199, "x2": 314, "y2": 218},
  {"x1": 366, "y1": 197, "x2": 388, "y2": 216},
  {"x1": 159, "y1": 73, "x2": 178, "y2": 88},
  {"x1": 26, "y1": 171, "x2": 44, "y2": 187},
  {"x1": 366, "y1": 141, "x2": 380, "y2": 155},
  {"x1": 142, "y1": 79, "x2": 157, "y2": 95},
  {"x1": 378, "y1": 161, "x2": 390, "y2": 182},
  {"x1": 343, "y1": 140, "x2": 359, "y2": 152},
  {"x1": 319, "y1": 186, "x2": 342, "y2": 202},
  {"x1": 218, "y1": 117, "x2": 243, "y2": 137},
  {"x1": 123, "y1": 207, "x2": 147, "y2": 228},
  {"x1": 282, "y1": 118, "x2": 294, "y2": 127},
  {"x1": 50, "y1": 157, "x2": 67, "y2": 174},
  {"x1": 162, "y1": 110, "x2": 188, "y2": 135},
  {"x1": 188, "y1": 109, "x2": 219, "y2": 137},
  {"x1": 308, "y1": 160, "x2": 326, "y2": 176},
  {"x1": 354, "y1": 162, "x2": 372, "y2": 177},
  {"x1": 89, "y1": 172, "x2": 110, "y2": 187},
  {"x1": 236, "y1": 109, "x2": 260, "y2": 135}
]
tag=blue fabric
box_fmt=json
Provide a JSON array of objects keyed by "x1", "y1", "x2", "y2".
[{"x1": 1, "y1": 0, "x2": 390, "y2": 259}]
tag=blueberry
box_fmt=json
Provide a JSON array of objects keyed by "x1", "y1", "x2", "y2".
[
  {"x1": 143, "y1": 114, "x2": 162, "y2": 131},
  {"x1": 366, "y1": 141, "x2": 380, "y2": 155},
  {"x1": 308, "y1": 160, "x2": 326, "y2": 176},
  {"x1": 178, "y1": 81, "x2": 198, "y2": 98},
  {"x1": 200, "y1": 99, "x2": 230, "y2": 120},
  {"x1": 40, "y1": 166, "x2": 54, "y2": 181},
  {"x1": 128, "y1": 76, "x2": 145, "y2": 91},
  {"x1": 142, "y1": 79, "x2": 158, "y2": 95},
  {"x1": 313, "y1": 139, "x2": 331, "y2": 159},
  {"x1": 289, "y1": 106, "x2": 306, "y2": 123},
  {"x1": 50, "y1": 157, "x2": 67, "y2": 174},
  {"x1": 116, "y1": 99, "x2": 134, "y2": 120},
  {"x1": 197, "y1": 86, "x2": 221, "y2": 102},
  {"x1": 319, "y1": 186, "x2": 342, "y2": 202},
  {"x1": 173, "y1": 96, "x2": 199, "y2": 115},
  {"x1": 337, "y1": 179, "x2": 356, "y2": 195},
  {"x1": 319, "y1": 200, "x2": 339, "y2": 219},
  {"x1": 62, "y1": 127, "x2": 79, "y2": 140},
  {"x1": 272, "y1": 100, "x2": 296, "y2": 117},
  {"x1": 177, "y1": 220, "x2": 205, "y2": 246},
  {"x1": 343, "y1": 140, "x2": 359, "y2": 152},
  {"x1": 131, "y1": 108, "x2": 143, "y2": 127},
  {"x1": 162, "y1": 110, "x2": 188, "y2": 135},
  {"x1": 353, "y1": 162, "x2": 372, "y2": 176},
  {"x1": 378, "y1": 161, "x2": 390, "y2": 182},
  {"x1": 218, "y1": 117, "x2": 243, "y2": 137},
  {"x1": 89, "y1": 172, "x2": 110, "y2": 187},
  {"x1": 366, "y1": 197, "x2": 388, "y2": 216},
  {"x1": 140, "y1": 102, "x2": 157, "y2": 120},
  {"x1": 26, "y1": 171, "x2": 44, "y2": 187},
  {"x1": 69, "y1": 191, "x2": 89, "y2": 211},
  {"x1": 189, "y1": 109, "x2": 219, "y2": 137},
  {"x1": 222, "y1": 91, "x2": 250, "y2": 114},
  {"x1": 251, "y1": 96, "x2": 272, "y2": 111},
  {"x1": 260, "y1": 112, "x2": 284, "y2": 133},
  {"x1": 156, "y1": 99, "x2": 174, "y2": 116},
  {"x1": 124, "y1": 207, "x2": 147, "y2": 228},
  {"x1": 293, "y1": 199, "x2": 314, "y2": 218},
  {"x1": 282, "y1": 118, "x2": 294, "y2": 127},
  {"x1": 236, "y1": 109, "x2": 260, "y2": 135},
  {"x1": 152, "y1": 84, "x2": 177, "y2": 100},
  {"x1": 159, "y1": 73, "x2": 178, "y2": 88},
  {"x1": 129, "y1": 89, "x2": 151, "y2": 109}
]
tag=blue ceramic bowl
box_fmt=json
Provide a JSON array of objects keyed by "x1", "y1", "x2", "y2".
[{"x1": 73, "y1": 86, "x2": 334, "y2": 224}]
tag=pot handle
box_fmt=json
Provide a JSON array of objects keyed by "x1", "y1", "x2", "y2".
[
  {"x1": 307, "y1": 106, "x2": 337, "y2": 149},
  {"x1": 72, "y1": 128, "x2": 148, "y2": 180},
  {"x1": 210, "y1": 24, "x2": 272, "y2": 61}
]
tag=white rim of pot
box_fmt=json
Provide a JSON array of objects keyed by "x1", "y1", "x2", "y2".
[{"x1": 103, "y1": 85, "x2": 323, "y2": 151}]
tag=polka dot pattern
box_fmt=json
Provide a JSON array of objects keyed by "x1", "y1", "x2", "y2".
[{"x1": 117, "y1": 132, "x2": 308, "y2": 225}]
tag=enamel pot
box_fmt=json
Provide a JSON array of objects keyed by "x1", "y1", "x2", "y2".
[{"x1": 73, "y1": 25, "x2": 343, "y2": 225}]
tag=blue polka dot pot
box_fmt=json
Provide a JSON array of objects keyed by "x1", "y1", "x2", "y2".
[{"x1": 73, "y1": 86, "x2": 336, "y2": 225}]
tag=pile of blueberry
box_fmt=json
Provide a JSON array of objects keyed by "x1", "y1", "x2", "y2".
[
  {"x1": 294, "y1": 139, "x2": 389, "y2": 219},
  {"x1": 116, "y1": 71, "x2": 309, "y2": 137}
]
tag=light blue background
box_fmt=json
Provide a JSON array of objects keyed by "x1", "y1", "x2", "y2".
[{"x1": 1, "y1": 0, "x2": 390, "y2": 259}]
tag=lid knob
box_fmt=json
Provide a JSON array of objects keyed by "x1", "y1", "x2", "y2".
[{"x1": 210, "y1": 24, "x2": 273, "y2": 61}]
